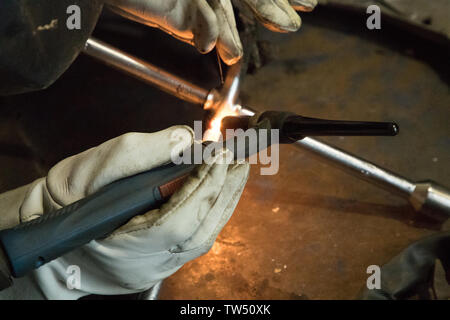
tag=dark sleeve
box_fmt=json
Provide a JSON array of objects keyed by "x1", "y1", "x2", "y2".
[
  {"x1": 359, "y1": 231, "x2": 450, "y2": 300},
  {"x1": 0, "y1": 0, "x2": 103, "y2": 96}
]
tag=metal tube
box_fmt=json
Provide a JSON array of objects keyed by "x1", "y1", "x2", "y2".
[
  {"x1": 84, "y1": 38, "x2": 209, "y2": 105},
  {"x1": 294, "y1": 137, "x2": 416, "y2": 197},
  {"x1": 140, "y1": 281, "x2": 162, "y2": 300}
]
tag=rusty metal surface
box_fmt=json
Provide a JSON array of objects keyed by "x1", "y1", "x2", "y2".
[{"x1": 0, "y1": 8, "x2": 448, "y2": 299}]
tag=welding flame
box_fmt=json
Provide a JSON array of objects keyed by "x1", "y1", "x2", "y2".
[{"x1": 203, "y1": 102, "x2": 239, "y2": 142}]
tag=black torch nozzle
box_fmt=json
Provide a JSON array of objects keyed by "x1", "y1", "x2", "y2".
[
  {"x1": 221, "y1": 111, "x2": 399, "y2": 143},
  {"x1": 284, "y1": 115, "x2": 399, "y2": 139}
]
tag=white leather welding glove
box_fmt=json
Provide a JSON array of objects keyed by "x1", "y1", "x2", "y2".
[
  {"x1": 0, "y1": 126, "x2": 249, "y2": 299},
  {"x1": 105, "y1": 0, "x2": 317, "y2": 65}
]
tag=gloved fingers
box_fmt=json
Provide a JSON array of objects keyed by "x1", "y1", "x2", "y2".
[
  {"x1": 241, "y1": 0, "x2": 302, "y2": 32},
  {"x1": 173, "y1": 161, "x2": 249, "y2": 254},
  {"x1": 288, "y1": 0, "x2": 317, "y2": 12},
  {"x1": 27, "y1": 149, "x2": 249, "y2": 297},
  {"x1": 46, "y1": 125, "x2": 194, "y2": 206},
  {"x1": 20, "y1": 178, "x2": 62, "y2": 223},
  {"x1": 191, "y1": 0, "x2": 221, "y2": 53},
  {"x1": 32, "y1": 246, "x2": 173, "y2": 297},
  {"x1": 106, "y1": 0, "x2": 219, "y2": 54},
  {"x1": 106, "y1": 0, "x2": 316, "y2": 65},
  {"x1": 132, "y1": 162, "x2": 249, "y2": 275},
  {"x1": 48, "y1": 154, "x2": 249, "y2": 296},
  {"x1": 209, "y1": 0, "x2": 243, "y2": 65},
  {"x1": 106, "y1": 153, "x2": 230, "y2": 252},
  {"x1": 0, "y1": 183, "x2": 33, "y2": 229},
  {"x1": 107, "y1": 151, "x2": 248, "y2": 253}
]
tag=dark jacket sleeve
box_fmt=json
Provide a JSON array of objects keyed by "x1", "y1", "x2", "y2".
[
  {"x1": 360, "y1": 231, "x2": 450, "y2": 300},
  {"x1": 0, "y1": 0, "x2": 103, "y2": 96}
]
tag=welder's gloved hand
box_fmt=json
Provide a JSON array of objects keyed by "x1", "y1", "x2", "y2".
[
  {"x1": 105, "y1": 0, "x2": 317, "y2": 65},
  {"x1": 0, "y1": 126, "x2": 249, "y2": 299}
]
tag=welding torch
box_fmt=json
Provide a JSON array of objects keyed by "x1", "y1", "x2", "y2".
[{"x1": 0, "y1": 107, "x2": 398, "y2": 289}]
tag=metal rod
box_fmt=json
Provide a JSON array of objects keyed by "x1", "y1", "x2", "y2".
[
  {"x1": 82, "y1": 37, "x2": 450, "y2": 220},
  {"x1": 84, "y1": 38, "x2": 209, "y2": 105},
  {"x1": 294, "y1": 137, "x2": 450, "y2": 221},
  {"x1": 295, "y1": 137, "x2": 416, "y2": 197},
  {"x1": 284, "y1": 116, "x2": 399, "y2": 137},
  {"x1": 140, "y1": 281, "x2": 162, "y2": 300}
]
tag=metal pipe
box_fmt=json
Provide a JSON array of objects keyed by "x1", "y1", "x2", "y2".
[
  {"x1": 84, "y1": 38, "x2": 209, "y2": 105},
  {"x1": 295, "y1": 137, "x2": 450, "y2": 221},
  {"x1": 295, "y1": 137, "x2": 416, "y2": 197},
  {"x1": 82, "y1": 37, "x2": 450, "y2": 220},
  {"x1": 139, "y1": 281, "x2": 162, "y2": 300}
]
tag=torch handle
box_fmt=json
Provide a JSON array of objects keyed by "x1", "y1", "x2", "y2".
[{"x1": 0, "y1": 162, "x2": 195, "y2": 279}]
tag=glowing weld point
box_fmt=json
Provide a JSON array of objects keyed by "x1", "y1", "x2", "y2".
[{"x1": 203, "y1": 103, "x2": 239, "y2": 142}]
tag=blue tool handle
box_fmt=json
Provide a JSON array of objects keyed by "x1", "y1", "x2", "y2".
[{"x1": 0, "y1": 162, "x2": 195, "y2": 278}]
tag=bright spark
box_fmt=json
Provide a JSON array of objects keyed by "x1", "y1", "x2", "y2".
[{"x1": 203, "y1": 102, "x2": 239, "y2": 142}]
